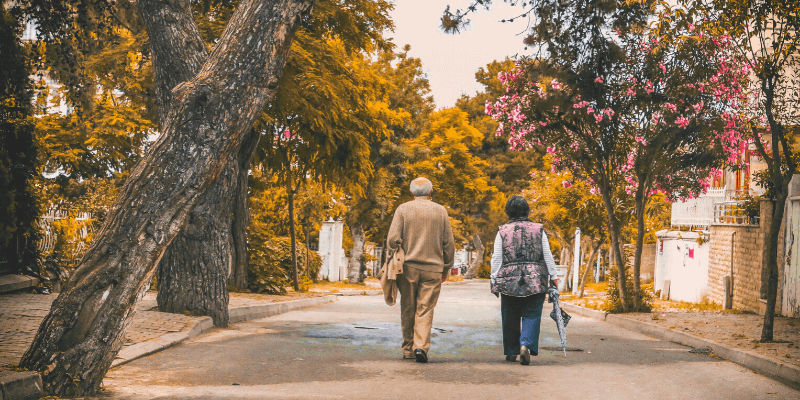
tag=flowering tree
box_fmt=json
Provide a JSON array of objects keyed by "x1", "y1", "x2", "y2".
[
  {"x1": 488, "y1": 22, "x2": 751, "y2": 309},
  {"x1": 669, "y1": 0, "x2": 800, "y2": 341}
]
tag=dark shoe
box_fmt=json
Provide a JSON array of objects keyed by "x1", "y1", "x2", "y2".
[
  {"x1": 505, "y1": 355, "x2": 517, "y2": 362},
  {"x1": 520, "y1": 346, "x2": 531, "y2": 365},
  {"x1": 414, "y1": 349, "x2": 428, "y2": 363}
]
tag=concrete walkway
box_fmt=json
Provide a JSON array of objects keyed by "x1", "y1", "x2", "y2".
[
  {"x1": 0, "y1": 290, "x2": 335, "y2": 400},
  {"x1": 98, "y1": 280, "x2": 800, "y2": 399}
]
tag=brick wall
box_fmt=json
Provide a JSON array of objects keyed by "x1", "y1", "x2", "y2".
[
  {"x1": 708, "y1": 224, "x2": 765, "y2": 312},
  {"x1": 622, "y1": 244, "x2": 656, "y2": 280},
  {"x1": 707, "y1": 200, "x2": 781, "y2": 313}
]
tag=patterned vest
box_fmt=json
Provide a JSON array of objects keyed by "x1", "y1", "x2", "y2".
[{"x1": 491, "y1": 221, "x2": 550, "y2": 297}]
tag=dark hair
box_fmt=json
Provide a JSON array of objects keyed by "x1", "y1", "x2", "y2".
[{"x1": 505, "y1": 195, "x2": 530, "y2": 221}]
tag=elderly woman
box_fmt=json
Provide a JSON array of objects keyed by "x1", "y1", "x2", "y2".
[{"x1": 490, "y1": 195, "x2": 559, "y2": 365}]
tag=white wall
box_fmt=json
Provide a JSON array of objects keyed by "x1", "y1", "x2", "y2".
[{"x1": 655, "y1": 230, "x2": 711, "y2": 303}]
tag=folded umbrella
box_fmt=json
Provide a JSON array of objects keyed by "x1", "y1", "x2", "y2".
[{"x1": 548, "y1": 284, "x2": 570, "y2": 358}]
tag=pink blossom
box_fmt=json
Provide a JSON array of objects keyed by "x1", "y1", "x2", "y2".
[
  {"x1": 594, "y1": 114, "x2": 603, "y2": 123},
  {"x1": 485, "y1": 101, "x2": 492, "y2": 115},
  {"x1": 659, "y1": 63, "x2": 666, "y2": 74},
  {"x1": 664, "y1": 103, "x2": 677, "y2": 113},
  {"x1": 589, "y1": 187, "x2": 600, "y2": 195},
  {"x1": 573, "y1": 101, "x2": 590, "y2": 108},
  {"x1": 551, "y1": 79, "x2": 562, "y2": 90},
  {"x1": 675, "y1": 116, "x2": 690, "y2": 129},
  {"x1": 562, "y1": 181, "x2": 572, "y2": 188},
  {"x1": 587, "y1": 107, "x2": 595, "y2": 114},
  {"x1": 626, "y1": 88, "x2": 636, "y2": 96},
  {"x1": 595, "y1": 76, "x2": 604, "y2": 83}
]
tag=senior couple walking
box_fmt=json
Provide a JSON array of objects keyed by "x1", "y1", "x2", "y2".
[{"x1": 384, "y1": 177, "x2": 559, "y2": 364}]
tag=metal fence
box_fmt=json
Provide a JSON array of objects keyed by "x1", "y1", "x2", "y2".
[
  {"x1": 713, "y1": 201, "x2": 760, "y2": 226},
  {"x1": 38, "y1": 208, "x2": 94, "y2": 256}
]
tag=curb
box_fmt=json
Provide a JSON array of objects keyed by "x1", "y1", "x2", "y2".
[
  {"x1": 0, "y1": 275, "x2": 39, "y2": 295},
  {"x1": 228, "y1": 295, "x2": 337, "y2": 323},
  {"x1": 561, "y1": 303, "x2": 800, "y2": 388},
  {"x1": 0, "y1": 371, "x2": 42, "y2": 400},
  {"x1": 112, "y1": 295, "x2": 337, "y2": 367},
  {"x1": 310, "y1": 290, "x2": 381, "y2": 297}
]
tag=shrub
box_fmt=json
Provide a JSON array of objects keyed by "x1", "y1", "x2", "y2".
[
  {"x1": 248, "y1": 235, "x2": 322, "y2": 294},
  {"x1": 602, "y1": 266, "x2": 653, "y2": 313},
  {"x1": 477, "y1": 263, "x2": 491, "y2": 279}
]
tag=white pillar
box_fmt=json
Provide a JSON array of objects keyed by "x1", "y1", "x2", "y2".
[
  {"x1": 595, "y1": 249, "x2": 602, "y2": 283},
  {"x1": 318, "y1": 218, "x2": 344, "y2": 281},
  {"x1": 572, "y1": 228, "x2": 581, "y2": 294}
]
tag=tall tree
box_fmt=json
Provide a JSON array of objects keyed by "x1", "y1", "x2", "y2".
[
  {"x1": 154, "y1": 0, "x2": 392, "y2": 322},
  {"x1": 255, "y1": 35, "x2": 400, "y2": 288},
  {"x1": 344, "y1": 47, "x2": 435, "y2": 283},
  {"x1": 681, "y1": 0, "x2": 800, "y2": 341},
  {"x1": 445, "y1": 0, "x2": 654, "y2": 309},
  {"x1": 404, "y1": 107, "x2": 497, "y2": 277},
  {"x1": 19, "y1": 0, "x2": 315, "y2": 396},
  {"x1": 0, "y1": 5, "x2": 39, "y2": 276},
  {"x1": 455, "y1": 58, "x2": 546, "y2": 271}
]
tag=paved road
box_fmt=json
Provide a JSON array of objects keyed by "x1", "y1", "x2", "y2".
[{"x1": 99, "y1": 281, "x2": 799, "y2": 399}]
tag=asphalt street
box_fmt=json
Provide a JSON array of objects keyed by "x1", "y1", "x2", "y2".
[{"x1": 98, "y1": 281, "x2": 800, "y2": 399}]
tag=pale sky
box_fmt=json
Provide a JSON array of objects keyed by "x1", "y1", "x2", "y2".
[{"x1": 389, "y1": 0, "x2": 532, "y2": 109}]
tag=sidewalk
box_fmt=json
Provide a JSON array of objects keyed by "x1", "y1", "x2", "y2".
[
  {"x1": 561, "y1": 293, "x2": 800, "y2": 387},
  {"x1": 0, "y1": 290, "x2": 335, "y2": 399}
]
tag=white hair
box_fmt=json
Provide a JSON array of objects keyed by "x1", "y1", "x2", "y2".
[{"x1": 410, "y1": 177, "x2": 433, "y2": 197}]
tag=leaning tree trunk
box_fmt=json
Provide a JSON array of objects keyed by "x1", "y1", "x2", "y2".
[
  {"x1": 464, "y1": 233, "x2": 485, "y2": 279},
  {"x1": 632, "y1": 193, "x2": 647, "y2": 296},
  {"x1": 157, "y1": 129, "x2": 260, "y2": 326},
  {"x1": 18, "y1": 0, "x2": 315, "y2": 396},
  {"x1": 579, "y1": 237, "x2": 604, "y2": 298},
  {"x1": 288, "y1": 186, "x2": 300, "y2": 291},
  {"x1": 142, "y1": 0, "x2": 257, "y2": 319},
  {"x1": 762, "y1": 181, "x2": 789, "y2": 341},
  {"x1": 157, "y1": 164, "x2": 235, "y2": 327},
  {"x1": 600, "y1": 185, "x2": 631, "y2": 312},
  {"x1": 229, "y1": 130, "x2": 261, "y2": 290},
  {"x1": 348, "y1": 222, "x2": 366, "y2": 283}
]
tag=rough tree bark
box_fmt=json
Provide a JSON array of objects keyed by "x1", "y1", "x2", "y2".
[
  {"x1": 600, "y1": 182, "x2": 631, "y2": 312},
  {"x1": 141, "y1": 0, "x2": 260, "y2": 324},
  {"x1": 156, "y1": 165, "x2": 235, "y2": 327},
  {"x1": 348, "y1": 222, "x2": 366, "y2": 283},
  {"x1": 464, "y1": 233, "x2": 485, "y2": 279},
  {"x1": 229, "y1": 130, "x2": 261, "y2": 290},
  {"x1": 759, "y1": 91, "x2": 795, "y2": 341},
  {"x1": 631, "y1": 193, "x2": 647, "y2": 296},
  {"x1": 18, "y1": 0, "x2": 315, "y2": 396}
]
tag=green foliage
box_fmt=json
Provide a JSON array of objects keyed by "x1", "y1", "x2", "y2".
[
  {"x1": 404, "y1": 108, "x2": 497, "y2": 244},
  {"x1": 526, "y1": 167, "x2": 607, "y2": 250},
  {"x1": 477, "y1": 263, "x2": 491, "y2": 279},
  {"x1": 602, "y1": 266, "x2": 653, "y2": 313},
  {"x1": 0, "y1": 6, "x2": 40, "y2": 273},
  {"x1": 247, "y1": 235, "x2": 322, "y2": 295}
]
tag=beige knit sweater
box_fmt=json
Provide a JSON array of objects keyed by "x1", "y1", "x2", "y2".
[{"x1": 386, "y1": 197, "x2": 455, "y2": 273}]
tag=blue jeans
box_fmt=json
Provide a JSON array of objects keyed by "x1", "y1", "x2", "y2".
[{"x1": 501, "y1": 293, "x2": 546, "y2": 356}]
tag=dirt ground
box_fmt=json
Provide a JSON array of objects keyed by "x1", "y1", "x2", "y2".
[{"x1": 562, "y1": 283, "x2": 800, "y2": 369}]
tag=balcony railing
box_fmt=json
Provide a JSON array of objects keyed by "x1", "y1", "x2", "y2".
[
  {"x1": 713, "y1": 201, "x2": 760, "y2": 226},
  {"x1": 670, "y1": 190, "x2": 726, "y2": 228}
]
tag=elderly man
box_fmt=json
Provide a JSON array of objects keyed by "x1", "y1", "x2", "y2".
[{"x1": 386, "y1": 177, "x2": 455, "y2": 363}]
